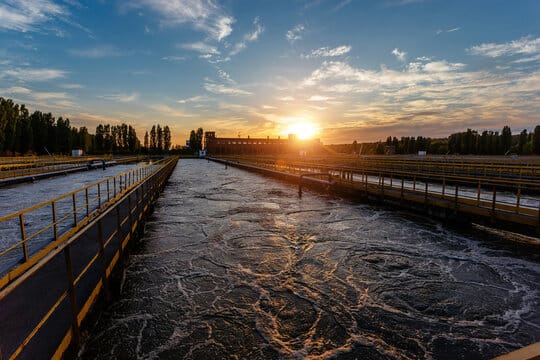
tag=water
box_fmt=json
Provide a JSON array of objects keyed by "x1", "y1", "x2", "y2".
[
  {"x1": 0, "y1": 163, "x2": 145, "y2": 273},
  {"x1": 79, "y1": 159, "x2": 540, "y2": 359}
]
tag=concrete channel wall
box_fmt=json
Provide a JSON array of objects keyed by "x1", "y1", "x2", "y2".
[{"x1": 0, "y1": 157, "x2": 178, "y2": 360}]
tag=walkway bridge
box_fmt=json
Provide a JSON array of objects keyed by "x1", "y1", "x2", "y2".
[
  {"x1": 0, "y1": 156, "x2": 178, "y2": 359},
  {"x1": 211, "y1": 155, "x2": 540, "y2": 236}
]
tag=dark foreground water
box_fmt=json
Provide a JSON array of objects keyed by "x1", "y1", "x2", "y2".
[{"x1": 80, "y1": 159, "x2": 540, "y2": 359}]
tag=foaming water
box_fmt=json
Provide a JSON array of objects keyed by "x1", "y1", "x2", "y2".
[{"x1": 80, "y1": 159, "x2": 540, "y2": 359}]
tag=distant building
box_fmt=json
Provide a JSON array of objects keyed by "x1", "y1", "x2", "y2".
[
  {"x1": 71, "y1": 149, "x2": 84, "y2": 156},
  {"x1": 204, "y1": 132, "x2": 323, "y2": 155}
]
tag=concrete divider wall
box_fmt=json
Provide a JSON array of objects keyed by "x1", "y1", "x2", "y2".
[{"x1": 0, "y1": 157, "x2": 178, "y2": 360}]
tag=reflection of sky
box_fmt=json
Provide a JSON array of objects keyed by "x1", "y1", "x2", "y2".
[{"x1": 0, "y1": 1, "x2": 539, "y2": 143}]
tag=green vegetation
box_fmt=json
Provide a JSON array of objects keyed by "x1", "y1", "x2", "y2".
[
  {"x1": 331, "y1": 125, "x2": 540, "y2": 155},
  {"x1": 0, "y1": 97, "x2": 172, "y2": 155}
]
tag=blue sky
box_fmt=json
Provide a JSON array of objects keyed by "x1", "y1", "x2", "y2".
[{"x1": 0, "y1": 0, "x2": 539, "y2": 144}]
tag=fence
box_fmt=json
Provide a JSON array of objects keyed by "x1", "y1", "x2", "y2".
[{"x1": 0, "y1": 156, "x2": 178, "y2": 359}]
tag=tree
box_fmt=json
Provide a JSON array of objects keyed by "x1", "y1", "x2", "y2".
[
  {"x1": 519, "y1": 129, "x2": 528, "y2": 154},
  {"x1": 150, "y1": 125, "x2": 157, "y2": 153},
  {"x1": 501, "y1": 125, "x2": 512, "y2": 154},
  {"x1": 163, "y1": 126, "x2": 171, "y2": 152},
  {"x1": 157, "y1": 124, "x2": 163, "y2": 152},
  {"x1": 144, "y1": 131, "x2": 149, "y2": 152},
  {"x1": 534, "y1": 125, "x2": 540, "y2": 155}
]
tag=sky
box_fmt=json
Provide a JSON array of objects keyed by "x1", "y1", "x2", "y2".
[{"x1": 0, "y1": 0, "x2": 539, "y2": 145}]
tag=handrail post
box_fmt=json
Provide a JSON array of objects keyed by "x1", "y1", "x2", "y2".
[
  {"x1": 85, "y1": 188, "x2": 89, "y2": 217},
  {"x1": 442, "y1": 178, "x2": 446, "y2": 198},
  {"x1": 97, "y1": 219, "x2": 110, "y2": 301},
  {"x1": 19, "y1": 214, "x2": 29, "y2": 262},
  {"x1": 516, "y1": 185, "x2": 521, "y2": 213},
  {"x1": 72, "y1": 193, "x2": 77, "y2": 226},
  {"x1": 52, "y1": 202, "x2": 57, "y2": 240},
  {"x1": 97, "y1": 183, "x2": 101, "y2": 208},
  {"x1": 64, "y1": 245, "x2": 81, "y2": 348},
  {"x1": 492, "y1": 186, "x2": 497, "y2": 213},
  {"x1": 477, "y1": 181, "x2": 481, "y2": 206}
]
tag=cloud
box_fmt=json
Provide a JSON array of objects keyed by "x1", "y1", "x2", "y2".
[
  {"x1": 0, "y1": 0, "x2": 66, "y2": 32},
  {"x1": 2, "y1": 67, "x2": 67, "y2": 81},
  {"x1": 179, "y1": 42, "x2": 219, "y2": 54},
  {"x1": 161, "y1": 55, "x2": 186, "y2": 62},
  {"x1": 4, "y1": 86, "x2": 32, "y2": 94},
  {"x1": 204, "y1": 81, "x2": 252, "y2": 96},
  {"x1": 217, "y1": 69, "x2": 234, "y2": 83},
  {"x1": 229, "y1": 17, "x2": 264, "y2": 56},
  {"x1": 384, "y1": 0, "x2": 425, "y2": 6},
  {"x1": 68, "y1": 45, "x2": 123, "y2": 58},
  {"x1": 99, "y1": 93, "x2": 139, "y2": 103},
  {"x1": 286, "y1": 24, "x2": 305, "y2": 44},
  {"x1": 392, "y1": 48, "x2": 406, "y2": 61},
  {"x1": 177, "y1": 95, "x2": 208, "y2": 103},
  {"x1": 303, "y1": 45, "x2": 351, "y2": 58},
  {"x1": 437, "y1": 27, "x2": 461, "y2": 35},
  {"x1": 131, "y1": 0, "x2": 234, "y2": 41},
  {"x1": 60, "y1": 83, "x2": 84, "y2": 89},
  {"x1": 468, "y1": 36, "x2": 540, "y2": 58},
  {"x1": 308, "y1": 95, "x2": 331, "y2": 101},
  {"x1": 277, "y1": 96, "x2": 295, "y2": 101}
]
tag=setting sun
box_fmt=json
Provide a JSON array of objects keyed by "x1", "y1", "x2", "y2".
[{"x1": 283, "y1": 120, "x2": 319, "y2": 140}]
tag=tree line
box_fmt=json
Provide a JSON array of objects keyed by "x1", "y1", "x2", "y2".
[
  {"x1": 0, "y1": 97, "x2": 172, "y2": 155},
  {"x1": 329, "y1": 125, "x2": 540, "y2": 155}
]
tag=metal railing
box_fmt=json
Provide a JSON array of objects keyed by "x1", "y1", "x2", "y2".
[
  {"x1": 0, "y1": 156, "x2": 178, "y2": 360},
  {"x1": 0, "y1": 158, "x2": 167, "y2": 289},
  {"x1": 214, "y1": 156, "x2": 540, "y2": 230}
]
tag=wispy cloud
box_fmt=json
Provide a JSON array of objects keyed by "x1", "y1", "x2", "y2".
[
  {"x1": 130, "y1": 0, "x2": 234, "y2": 41},
  {"x1": 230, "y1": 17, "x2": 264, "y2": 56},
  {"x1": 177, "y1": 95, "x2": 208, "y2": 104},
  {"x1": 0, "y1": 0, "x2": 66, "y2": 32},
  {"x1": 60, "y1": 83, "x2": 84, "y2": 89},
  {"x1": 392, "y1": 48, "x2": 406, "y2": 61},
  {"x1": 99, "y1": 93, "x2": 139, "y2": 103},
  {"x1": 68, "y1": 45, "x2": 123, "y2": 58},
  {"x1": 308, "y1": 95, "x2": 331, "y2": 101},
  {"x1": 333, "y1": 0, "x2": 351, "y2": 11},
  {"x1": 437, "y1": 27, "x2": 461, "y2": 35},
  {"x1": 2, "y1": 67, "x2": 67, "y2": 81},
  {"x1": 204, "y1": 81, "x2": 251, "y2": 96},
  {"x1": 161, "y1": 55, "x2": 186, "y2": 62},
  {"x1": 384, "y1": 0, "x2": 425, "y2": 7},
  {"x1": 277, "y1": 96, "x2": 295, "y2": 101},
  {"x1": 303, "y1": 45, "x2": 351, "y2": 58},
  {"x1": 467, "y1": 36, "x2": 540, "y2": 58},
  {"x1": 179, "y1": 41, "x2": 219, "y2": 54},
  {"x1": 286, "y1": 24, "x2": 305, "y2": 44}
]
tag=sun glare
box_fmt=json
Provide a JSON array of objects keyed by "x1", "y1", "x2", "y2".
[{"x1": 283, "y1": 121, "x2": 319, "y2": 140}]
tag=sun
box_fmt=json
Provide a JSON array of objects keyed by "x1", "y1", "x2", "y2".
[{"x1": 283, "y1": 120, "x2": 319, "y2": 140}]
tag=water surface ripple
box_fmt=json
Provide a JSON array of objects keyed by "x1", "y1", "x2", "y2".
[{"x1": 80, "y1": 159, "x2": 540, "y2": 359}]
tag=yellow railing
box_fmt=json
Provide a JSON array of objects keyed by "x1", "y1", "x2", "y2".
[
  {"x1": 213, "y1": 156, "x2": 540, "y2": 229},
  {"x1": 0, "y1": 158, "x2": 167, "y2": 289},
  {"x1": 0, "y1": 156, "x2": 178, "y2": 360}
]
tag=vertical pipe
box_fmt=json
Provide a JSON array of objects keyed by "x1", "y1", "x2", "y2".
[
  {"x1": 52, "y1": 202, "x2": 57, "y2": 240},
  {"x1": 64, "y1": 245, "x2": 81, "y2": 348},
  {"x1": 401, "y1": 178, "x2": 404, "y2": 200},
  {"x1": 113, "y1": 177, "x2": 117, "y2": 197},
  {"x1": 19, "y1": 214, "x2": 29, "y2": 262},
  {"x1": 413, "y1": 176, "x2": 416, "y2": 191},
  {"x1": 107, "y1": 179, "x2": 110, "y2": 202}
]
